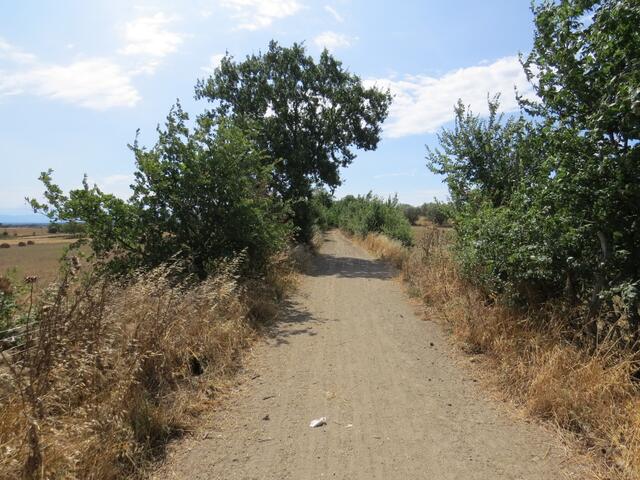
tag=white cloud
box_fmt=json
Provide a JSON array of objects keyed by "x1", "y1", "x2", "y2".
[
  {"x1": 0, "y1": 38, "x2": 36, "y2": 64},
  {"x1": 367, "y1": 56, "x2": 532, "y2": 138},
  {"x1": 0, "y1": 14, "x2": 187, "y2": 110},
  {"x1": 118, "y1": 12, "x2": 184, "y2": 74},
  {"x1": 201, "y1": 53, "x2": 225, "y2": 74},
  {"x1": 313, "y1": 31, "x2": 354, "y2": 50},
  {"x1": 324, "y1": 5, "x2": 344, "y2": 23},
  {"x1": 101, "y1": 174, "x2": 135, "y2": 198},
  {"x1": 0, "y1": 57, "x2": 140, "y2": 110},
  {"x1": 220, "y1": 0, "x2": 303, "y2": 30},
  {"x1": 119, "y1": 13, "x2": 183, "y2": 57}
]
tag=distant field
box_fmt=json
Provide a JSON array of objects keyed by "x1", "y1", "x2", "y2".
[
  {"x1": 411, "y1": 222, "x2": 452, "y2": 241},
  {"x1": 0, "y1": 229, "x2": 80, "y2": 287},
  {"x1": 1, "y1": 226, "x2": 49, "y2": 238},
  {"x1": 0, "y1": 242, "x2": 75, "y2": 286}
]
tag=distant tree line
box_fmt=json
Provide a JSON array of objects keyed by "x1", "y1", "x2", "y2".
[
  {"x1": 399, "y1": 202, "x2": 452, "y2": 226},
  {"x1": 310, "y1": 191, "x2": 413, "y2": 246},
  {"x1": 47, "y1": 221, "x2": 85, "y2": 235}
]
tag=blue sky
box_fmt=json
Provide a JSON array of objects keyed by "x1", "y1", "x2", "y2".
[{"x1": 0, "y1": 0, "x2": 536, "y2": 220}]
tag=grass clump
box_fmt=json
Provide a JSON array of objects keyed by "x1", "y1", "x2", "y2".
[
  {"x1": 0, "y1": 252, "x2": 296, "y2": 479},
  {"x1": 400, "y1": 227, "x2": 640, "y2": 479}
]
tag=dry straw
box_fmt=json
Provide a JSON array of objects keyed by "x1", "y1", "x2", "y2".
[
  {"x1": 0, "y1": 250, "x2": 301, "y2": 479},
  {"x1": 361, "y1": 226, "x2": 640, "y2": 479}
]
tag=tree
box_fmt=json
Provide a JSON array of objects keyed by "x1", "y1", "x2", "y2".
[
  {"x1": 522, "y1": 0, "x2": 640, "y2": 320},
  {"x1": 400, "y1": 204, "x2": 421, "y2": 225},
  {"x1": 421, "y1": 202, "x2": 451, "y2": 226},
  {"x1": 30, "y1": 108, "x2": 292, "y2": 278},
  {"x1": 427, "y1": 0, "x2": 640, "y2": 337},
  {"x1": 426, "y1": 96, "x2": 542, "y2": 210},
  {"x1": 195, "y1": 41, "x2": 392, "y2": 240}
]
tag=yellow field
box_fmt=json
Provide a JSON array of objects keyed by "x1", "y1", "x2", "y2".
[
  {"x1": 0, "y1": 226, "x2": 49, "y2": 238},
  {"x1": 0, "y1": 236, "x2": 77, "y2": 286},
  {"x1": 411, "y1": 223, "x2": 452, "y2": 241}
]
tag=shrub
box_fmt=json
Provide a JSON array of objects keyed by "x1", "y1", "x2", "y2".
[
  {"x1": 401, "y1": 205, "x2": 421, "y2": 225},
  {"x1": 17, "y1": 242, "x2": 26, "y2": 247},
  {"x1": 0, "y1": 276, "x2": 16, "y2": 331},
  {"x1": 309, "y1": 189, "x2": 333, "y2": 232},
  {"x1": 0, "y1": 243, "x2": 9, "y2": 249},
  {"x1": 29, "y1": 113, "x2": 293, "y2": 278},
  {"x1": 428, "y1": 0, "x2": 640, "y2": 346},
  {"x1": 421, "y1": 202, "x2": 450, "y2": 226},
  {"x1": 329, "y1": 193, "x2": 413, "y2": 246},
  {"x1": 26, "y1": 240, "x2": 35, "y2": 245}
]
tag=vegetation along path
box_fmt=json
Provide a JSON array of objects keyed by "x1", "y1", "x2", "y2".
[{"x1": 155, "y1": 231, "x2": 580, "y2": 479}]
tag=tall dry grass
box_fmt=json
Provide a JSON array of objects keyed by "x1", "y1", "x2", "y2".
[
  {"x1": 359, "y1": 226, "x2": 640, "y2": 479},
  {"x1": 354, "y1": 232, "x2": 408, "y2": 269},
  {"x1": 0, "y1": 252, "x2": 299, "y2": 479}
]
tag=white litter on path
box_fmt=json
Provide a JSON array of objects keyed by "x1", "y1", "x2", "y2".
[{"x1": 309, "y1": 417, "x2": 327, "y2": 428}]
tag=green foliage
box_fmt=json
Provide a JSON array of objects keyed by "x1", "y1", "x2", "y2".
[
  {"x1": 48, "y1": 221, "x2": 85, "y2": 235},
  {"x1": 328, "y1": 193, "x2": 413, "y2": 246},
  {"x1": 400, "y1": 204, "x2": 421, "y2": 225},
  {"x1": 309, "y1": 188, "x2": 334, "y2": 232},
  {"x1": 30, "y1": 108, "x2": 292, "y2": 278},
  {"x1": 195, "y1": 41, "x2": 392, "y2": 241},
  {"x1": 428, "y1": 0, "x2": 640, "y2": 335},
  {"x1": 0, "y1": 276, "x2": 17, "y2": 332},
  {"x1": 427, "y1": 96, "x2": 541, "y2": 209},
  {"x1": 420, "y1": 201, "x2": 451, "y2": 226}
]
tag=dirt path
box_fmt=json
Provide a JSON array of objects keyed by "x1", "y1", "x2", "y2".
[{"x1": 154, "y1": 230, "x2": 579, "y2": 479}]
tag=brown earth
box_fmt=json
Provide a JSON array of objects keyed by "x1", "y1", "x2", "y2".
[{"x1": 152, "y1": 230, "x2": 584, "y2": 480}]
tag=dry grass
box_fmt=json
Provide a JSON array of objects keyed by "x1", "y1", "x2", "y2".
[
  {"x1": 1, "y1": 235, "x2": 76, "y2": 246},
  {"x1": 0, "y1": 251, "x2": 298, "y2": 479},
  {"x1": 353, "y1": 232, "x2": 408, "y2": 269},
  {"x1": 0, "y1": 227, "x2": 49, "y2": 238},
  {"x1": 356, "y1": 226, "x2": 640, "y2": 479}
]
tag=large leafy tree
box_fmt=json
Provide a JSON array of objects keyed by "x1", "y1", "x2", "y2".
[
  {"x1": 195, "y1": 41, "x2": 392, "y2": 239},
  {"x1": 428, "y1": 0, "x2": 640, "y2": 338},
  {"x1": 522, "y1": 0, "x2": 640, "y2": 318},
  {"x1": 30, "y1": 107, "x2": 292, "y2": 277},
  {"x1": 427, "y1": 96, "x2": 544, "y2": 209}
]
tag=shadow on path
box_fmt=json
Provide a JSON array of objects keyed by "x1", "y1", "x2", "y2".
[
  {"x1": 266, "y1": 299, "x2": 332, "y2": 347},
  {"x1": 308, "y1": 253, "x2": 395, "y2": 280}
]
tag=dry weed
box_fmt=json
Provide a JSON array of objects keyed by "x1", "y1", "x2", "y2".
[
  {"x1": 354, "y1": 233, "x2": 408, "y2": 269},
  {"x1": 0, "y1": 253, "x2": 293, "y2": 479},
  {"x1": 360, "y1": 226, "x2": 640, "y2": 479}
]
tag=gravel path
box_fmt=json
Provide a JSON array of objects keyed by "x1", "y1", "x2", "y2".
[{"x1": 153, "y1": 230, "x2": 579, "y2": 479}]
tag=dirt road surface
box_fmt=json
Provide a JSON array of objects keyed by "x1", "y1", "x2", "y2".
[{"x1": 154, "y1": 231, "x2": 579, "y2": 479}]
